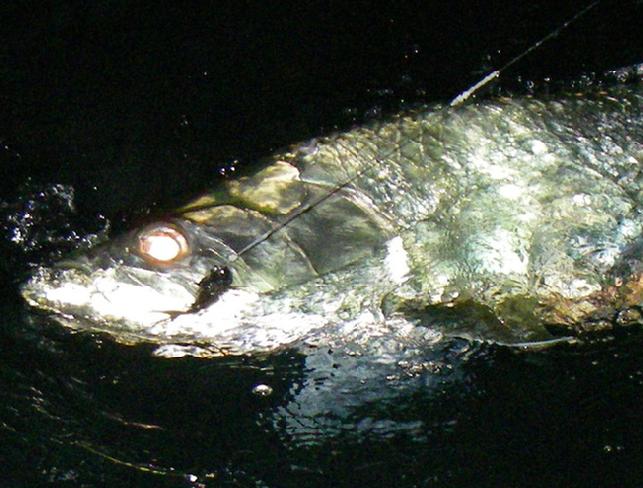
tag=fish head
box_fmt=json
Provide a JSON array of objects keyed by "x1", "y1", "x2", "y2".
[{"x1": 20, "y1": 215, "x2": 307, "y2": 351}]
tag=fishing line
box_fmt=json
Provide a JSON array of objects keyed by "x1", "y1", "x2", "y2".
[
  {"x1": 450, "y1": 0, "x2": 601, "y2": 107},
  {"x1": 229, "y1": 0, "x2": 602, "y2": 263},
  {"x1": 233, "y1": 139, "x2": 375, "y2": 258}
]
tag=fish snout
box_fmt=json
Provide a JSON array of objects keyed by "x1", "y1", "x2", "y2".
[{"x1": 21, "y1": 263, "x2": 93, "y2": 310}]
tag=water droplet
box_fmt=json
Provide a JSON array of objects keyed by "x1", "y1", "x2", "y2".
[{"x1": 252, "y1": 384, "x2": 273, "y2": 397}]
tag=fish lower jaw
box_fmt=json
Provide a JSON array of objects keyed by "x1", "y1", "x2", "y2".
[{"x1": 22, "y1": 293, "x2": 77, "y2": 325}]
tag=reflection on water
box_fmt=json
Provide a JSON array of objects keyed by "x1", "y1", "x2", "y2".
[{"x1": 3, "y1": 264, "x2": 643, "y2": 486}]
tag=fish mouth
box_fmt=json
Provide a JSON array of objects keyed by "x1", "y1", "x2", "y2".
[
  {"x1": 19, "y1": 264, "x2": 262, "y2": 350},
  {"x1": 20, "y1": 266, "x2": 167, "y2": 343},
  {"x1": 21, "y1": 261, "x2": 201, "y2": 332}
]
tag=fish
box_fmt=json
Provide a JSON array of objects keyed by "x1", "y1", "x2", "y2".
[{"x1": 21, "y1": 81, "x2": 642, "y2": 357}]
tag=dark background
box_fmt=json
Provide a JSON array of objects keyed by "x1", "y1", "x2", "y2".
[
  {"x1": 2, "y1": 1, "x2": 640, "y2": 222},
  {"x1": 1, "y1": 1, "x2": 642, "y2": 486}
]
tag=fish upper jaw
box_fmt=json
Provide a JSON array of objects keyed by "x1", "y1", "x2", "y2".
[{"x1": 21, "y1": 264, "x2": 197, "y2": 330}]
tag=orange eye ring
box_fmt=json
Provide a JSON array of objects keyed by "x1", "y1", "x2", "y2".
[{"x1": 137, "y1": 225, "x2": 190, "y2": 264}]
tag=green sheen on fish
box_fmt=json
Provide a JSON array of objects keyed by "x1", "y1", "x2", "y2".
[{"x1": 21, "y1": 83, "x2": 643, "y2": 356}]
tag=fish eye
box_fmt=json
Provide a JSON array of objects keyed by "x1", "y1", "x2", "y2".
[{"x1": 137, "y1": 225, "x2": 190, "y2": 264}]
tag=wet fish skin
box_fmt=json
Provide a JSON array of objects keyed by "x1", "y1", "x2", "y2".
[{"x1": 21, "y1": 83, "x2": 642, "y2": 355}]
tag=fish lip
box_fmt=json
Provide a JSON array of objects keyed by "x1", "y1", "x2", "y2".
[
  {"x1": 20, "y1": 268, "x2": 58, "y2": 311},
  {"x1": 20, "y1": 266, "x2": 52, "y2": 302},
  {"x1": 20, "y1": 263, "x2": 92, "y2": 311}
]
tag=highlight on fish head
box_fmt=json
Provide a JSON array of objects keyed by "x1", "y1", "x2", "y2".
[{"x1": 19, "y1": 208, "x2": 318, "y2": 352}]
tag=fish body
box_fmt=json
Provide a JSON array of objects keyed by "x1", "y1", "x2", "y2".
[{"x1": 22, "y1": 83, "x2": 642, "y2": 356}]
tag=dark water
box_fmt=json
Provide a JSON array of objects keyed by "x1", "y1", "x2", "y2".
[{"x1": 1, "y1": 1, "x2": 642, "y2": 486}]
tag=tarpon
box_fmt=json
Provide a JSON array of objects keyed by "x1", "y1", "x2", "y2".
[{"x1": 21, "y1": 82, "x2": 642, "y2": 357}]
